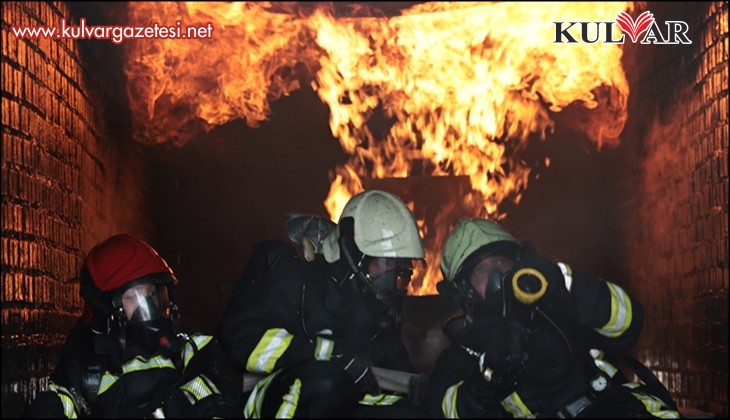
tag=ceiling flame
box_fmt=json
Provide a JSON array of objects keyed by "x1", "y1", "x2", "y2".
[
  {"x1": 124, "y1": 2, "x2": 316, "y2": 146},
  {"x1": 125, "y1": 1, "x2": 633, "y2": 295}
]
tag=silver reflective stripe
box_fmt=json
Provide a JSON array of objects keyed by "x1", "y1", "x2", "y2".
[
  {"x1": 180, "y1": 375, "x2": 216, "y2": 401},
  {"x1": 275, "y1": 378, "x2": 302, "y2": 418},
  {"x1": 246, "y1": 329, "x2": 294, "y2": 373},
  {"x1": 152, "y1": 407, "x2": 165, "y2": 418},
  {"x1": 314, "y1": 337, "x2": 334, "y2": 361},
  {"x1": 441, "y1": 380, "x2": 463, "y2": 418},
  {"x1": 589, "y1": 348, "x2": 618, "y2": 377},
  {"x1": 596, "y1": 282, "x2": 633, "y2": 338},
  {"x1": 181, "y1": 389, "x2": 197, "y2": 405},
  {"x1": 557, "y1": 262, "x2": 573, "y2": 292}
]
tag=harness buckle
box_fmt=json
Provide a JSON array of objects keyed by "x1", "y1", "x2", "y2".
[{"x1": 557, "y1": 395, "x2": 592, "y2": 418}]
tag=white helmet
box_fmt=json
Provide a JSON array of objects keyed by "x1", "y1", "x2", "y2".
[{"x1": 322, "y1": 190, "x2": 425, "y2": 263}]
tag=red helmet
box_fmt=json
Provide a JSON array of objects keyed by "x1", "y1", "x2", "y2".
[{"x1": 80, "y1": 234, "x2": 178, "y2": 324}]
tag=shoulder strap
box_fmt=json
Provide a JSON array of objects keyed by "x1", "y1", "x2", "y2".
[
  {"x1": 297, "y1": 259, "x2": 313, "y2": 341},
  {"x1": 82, "y1": 356, "x2": 104, "y2": 404}
]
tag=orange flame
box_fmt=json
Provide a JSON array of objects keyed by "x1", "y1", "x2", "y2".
[{"x1": 125, "y1": 2, "x2": 633, "y2": 295}]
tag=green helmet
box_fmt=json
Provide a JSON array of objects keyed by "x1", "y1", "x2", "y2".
[
  {"x1": 323, "y1": 190, "x2": 425, "y2": 262},
  {"x1": 440, "y1": 218, "x2": 521, "y2": 283}
]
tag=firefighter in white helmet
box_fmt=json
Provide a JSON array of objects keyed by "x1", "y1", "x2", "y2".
[
  {"x1": 218, "y1": 190, "x2": 429, "y2": 418},
  {"x1": 427, "y1": 218, "x2": 681, "y2": 418}
]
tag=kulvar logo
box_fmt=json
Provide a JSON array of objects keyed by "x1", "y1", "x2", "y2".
[{"x1": 553, "y1": 10, "x2": 692, "y2": 44}]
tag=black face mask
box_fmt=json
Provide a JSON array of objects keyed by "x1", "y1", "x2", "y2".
[
  {"x1": 367, "y1": 282, "x2": 402, "y2": 331},
  {"x1": 365, "y1": 262, "x2": 413, "y2": 331},
  {"x1": 126, "y1": 318, "x2": 182, "y2": 358}
]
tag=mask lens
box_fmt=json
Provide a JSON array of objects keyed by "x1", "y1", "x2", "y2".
[
  {"x1": 114, "y1": 280, "x2": 170, "y2": 324},
  {"x1": 367, "y1": 259, "x2": 414, "y2": 297}
]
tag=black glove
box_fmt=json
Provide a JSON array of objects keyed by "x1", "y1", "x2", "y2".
[
  {"x1": 159, "y1": 390, "x2": 240, "y2": 419},
  {"x1": 464, "y1": 351, "x2": 516, "y2": 400},
  {"x1": 334, "y1": 353, "x2": 382, "y2": 395},
  {"x1": 509, "y1": 247, "x2": 569, "y2": 308},
  {"x1": 339, "y1": 354, "x2": 381, "y2": 395},
  {"x1": 316, "y1": 334, "x2": 381, "y2": 395}
]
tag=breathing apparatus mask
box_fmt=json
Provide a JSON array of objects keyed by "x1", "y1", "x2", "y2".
[
  {"x1": 337, "y1": 217, "x2": 418, "y2": 331},
  {"x1": 439, "y1": 249, "x2": 533, "y2": 387},
  {"x1": 442, "y1": 248, "x2": 575, "y2": 388},
  {"x1": 110, "y1": 275, "x2": 183, "y2": 358}
]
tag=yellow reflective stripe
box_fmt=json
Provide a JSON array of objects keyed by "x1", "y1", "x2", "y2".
[
  {"x1": 275, "y1": 378, "x2": 302, "y2": 418},
  {"x1": 359, "y1": 393, "x2": 402, "y2": 406},
  {"x1": 180, "y1": 375, "x2": 217, "y2": 401},
  {"x1": 379, "y1": 394, "x2": 401, "y2": 405},
  {"x1": 246, "y1": 329, "x2": 294, "y2": 374},
  {"x1": 98, "y1": 372, "x2": 120, "y2": 396},
  {"x1": 314, "y1": 337, "x2": 335, "y2": 361},
  {"x1": 183, "y1": 335, "x2": 214, "y2": 368},
  {"x1": 596, "y1": 282, "x2": 633, "y2": 338},
  {"x1": 501, "y1": 392, "x2": 534, "y2": 418},
  {"x1": 48, "y1": 384, "x2": 78, "y2": 418},
  {"x1": 124, "y1": 354, "x2": 176, "y2": 373},
  {"x1": 630, "y1": 391, "x2": 681, "y2": 419},
  {"x1": 244, "y1": 370, "x2": 281, "y2": 418},
  {"x1": 98, "y1": 354, "x2": 177, "y2": 396},
  {"x1": 589, "y1": 348, "x2": 618, "y2": 377},
  {"x1": 441, "y1": 380, "x2": 463, "y2": 418}
]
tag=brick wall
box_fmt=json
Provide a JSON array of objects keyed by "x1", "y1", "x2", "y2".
[
  {"x1": 1, "y1": 2, "x2": 151, "y2": 417},
  {"x1": 611, "y1": 1, "x2": 728, "y2": 416}
]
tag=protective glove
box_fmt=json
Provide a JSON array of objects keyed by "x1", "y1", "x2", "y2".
[
  {"x1": 508, "y1": 245, "x2": 569, "y2": 308},
  {"x1": 158, "y1": 390, "x2": 240, "y2": 419},
  {"x1": 314, "y1": 334, "x2": 381, "y2": 395},
  {"x1": 334, "y1": 353, "x2": 382, "y2": 395},
  {"x1": 461, "y1": 350, "x2": 518, "y2": 407}
]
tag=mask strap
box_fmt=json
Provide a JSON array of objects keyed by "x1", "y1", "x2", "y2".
[
  {"x1": 338, "y1": 217, "x2": 371, "y2": 289},
  {"x1": 171, "y1": 302, "x2": 181, "y2": 335}
]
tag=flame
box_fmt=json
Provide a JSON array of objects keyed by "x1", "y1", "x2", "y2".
[
  {"x1": 124, "y1": 2, "x2": 317, "y2": 146},
  {"x1": 125, "y1": 2, "x2": 633, "y2": 295}
]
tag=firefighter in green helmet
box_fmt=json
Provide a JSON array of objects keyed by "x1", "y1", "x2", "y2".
[{"x1": 427, "y1": 218, "x2": 681, "y2": 418}]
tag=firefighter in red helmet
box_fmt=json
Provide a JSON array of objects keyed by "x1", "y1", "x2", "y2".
[{"x1": 27, "y1": 234, "x2": 241, "y2": 418}]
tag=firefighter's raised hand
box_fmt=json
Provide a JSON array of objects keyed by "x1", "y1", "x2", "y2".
[{"x1": 509, "y1": 247, "x2": 569, "y2": 308}]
